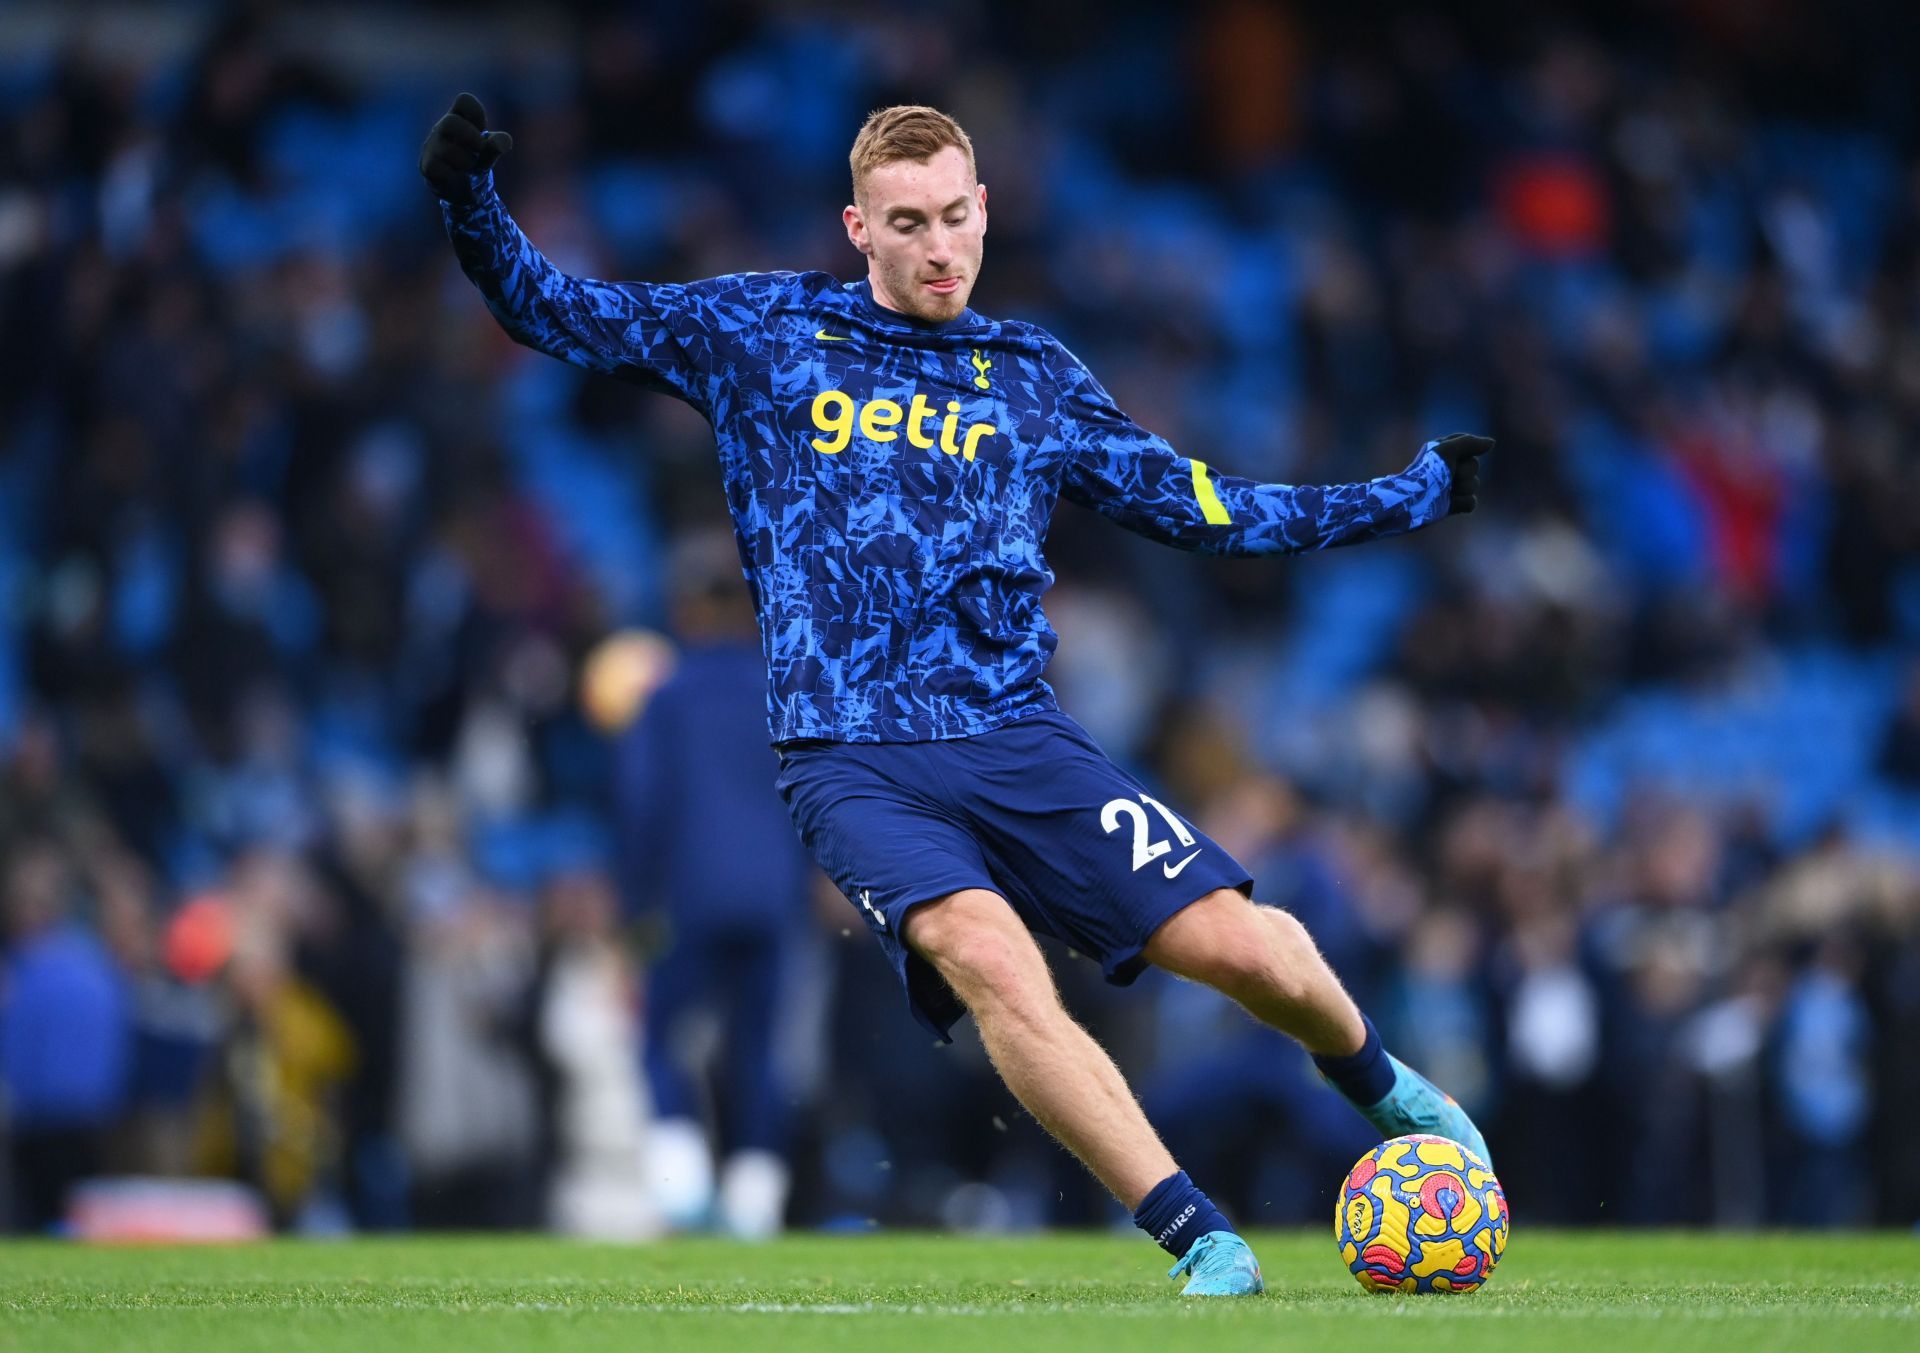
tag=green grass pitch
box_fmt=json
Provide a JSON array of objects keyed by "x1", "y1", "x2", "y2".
[{"x1": 2, "y1": 1231, "x2": 1915, "y2": 1352}]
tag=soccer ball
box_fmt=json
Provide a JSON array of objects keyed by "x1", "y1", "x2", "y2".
[{"x1": 1334, "y1": 1134, "x2": 1508, "y2": 1293}]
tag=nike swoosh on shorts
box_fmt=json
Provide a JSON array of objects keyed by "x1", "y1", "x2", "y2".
[{"x1": 1163, "y1": 849, "x2": 1202, "y2": 879}]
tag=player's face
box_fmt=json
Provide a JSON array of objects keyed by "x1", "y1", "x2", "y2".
[{"x1": 845, "y1": 146, "x2": 987, "y2": 324}]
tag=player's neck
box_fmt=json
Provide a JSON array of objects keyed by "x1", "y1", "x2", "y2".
[
  {"x1": 857, "y1": 276, "x2": 971, "y2": 331},
  {"x1": 866, "y1": 268, "x2": 911, "y2": 318}
]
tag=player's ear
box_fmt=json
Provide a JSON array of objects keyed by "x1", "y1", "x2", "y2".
[
  {"x1": 977, "y1": 183, "x2": 987, "y2": 236},
  {"x1": 843, "y1": 203, "x2": 870, "y2": 256}
]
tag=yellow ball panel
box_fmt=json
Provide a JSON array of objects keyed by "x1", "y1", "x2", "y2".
[
  {"x1": 1410, "y1": 1237, "x2": 1467, "y2": 1279},
  {"x1": 1415, "y1": 1140, "x2": 1466, "y2": 1170},
  {"x1": 1375, "y1": 1141, "x2": 1420, "y2": 1178}
]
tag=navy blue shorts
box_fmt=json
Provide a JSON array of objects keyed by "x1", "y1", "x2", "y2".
[{"x1": 774, "y1": 710, "x2": 1253, "y2": 1041}]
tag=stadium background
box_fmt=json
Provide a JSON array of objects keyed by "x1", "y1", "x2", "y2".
[{"x1": 1, "y1": 0, "x2": 1917, "y2": 1239}]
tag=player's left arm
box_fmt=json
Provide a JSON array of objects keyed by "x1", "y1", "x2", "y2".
[
  {"x1": 1053, "y1": 348, "x2": 1488, "y2": 556},
  {"x1": 422, "y1": 93, "x2": 750, "y2": 414}
]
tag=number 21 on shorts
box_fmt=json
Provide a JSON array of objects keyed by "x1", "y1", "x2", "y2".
[{"x1": 1101, "y1": 793, "x2": 1203, "y2": 880}]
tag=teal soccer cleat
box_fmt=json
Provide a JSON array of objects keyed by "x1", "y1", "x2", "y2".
[
  {"x1": 1358, "y1": 1055, "x2": 1494, "y2": 1170},
  {"x1": 1167, "y1": 1232, "x2": 1264, "y2": 1296}
]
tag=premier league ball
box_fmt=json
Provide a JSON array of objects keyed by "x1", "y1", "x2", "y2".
[{"x1": 1334, "y1": 1134, "x2": 1509, "y2": 1293}]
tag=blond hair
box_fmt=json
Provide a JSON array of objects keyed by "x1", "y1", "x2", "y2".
[{"x1": 849, "y1": 105, "x2": 977, "y2": 204}]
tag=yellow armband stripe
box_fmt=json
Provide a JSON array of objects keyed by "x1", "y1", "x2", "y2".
[{"x1": 1189, "y1": 459, "x2": 1232, "y2": 526}]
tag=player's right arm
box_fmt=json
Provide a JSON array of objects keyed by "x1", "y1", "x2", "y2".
[{"x1": 421, "y1": 93, "x2": 723, "y2": 411}]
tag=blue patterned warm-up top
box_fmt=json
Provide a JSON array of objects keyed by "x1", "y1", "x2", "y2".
[{"x1": 444, "y1": 177, "x2": 1456, "y2": 744}]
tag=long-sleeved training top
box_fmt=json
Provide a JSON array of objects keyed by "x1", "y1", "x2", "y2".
[{"x1": 443, "y1": 176, "x2": 1456, "y2": 744}]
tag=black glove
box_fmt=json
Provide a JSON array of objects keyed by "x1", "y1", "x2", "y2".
[
  {"x1": 1425, "y1": 433, "x2": 1492, "y2": 515},
  {"x1": 419, "y1": 93, "x2": 514, "y2": 204}
]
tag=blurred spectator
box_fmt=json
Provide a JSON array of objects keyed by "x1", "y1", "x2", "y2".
[
  {"x1": 532, "y1": 866, "x2": 657, "y2": 1238},
  {"x1": 1774, "y1": 937, "x2": 1873, "y2": 1226},
  {"x1": 107, "y1": 863, "x2": 222, "y2": 1182},
  {"x1": 395, "y1": 883, "x2": 541, "y2": 1229},
  {"x1": 191, "y1": 856, "x2": 357, "y2": 1230},
  {"x1": 1878, "y1": 661, "x2": 1920, "y2": 788},
  {"x1": 1, "y1": 841, "x2": 131, "y2": 1231}
]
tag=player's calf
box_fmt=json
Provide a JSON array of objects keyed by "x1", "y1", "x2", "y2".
[
  {"x1": 1143, "y1": 892, "x2": 1362, "y2": 1053},
  {"x1": 908, "y1": 890, "x2": 1259, "y2": 1290},
  {"x1": 1144, "y1": 891, "x2": 1492, "y2": 1168},
  {"x1": 905, "y1": 889, "x2": 1180, "y2": 1206}
]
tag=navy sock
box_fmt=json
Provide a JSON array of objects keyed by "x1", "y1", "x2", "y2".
[
  {"x1": 1313, "y1": 1013, "x2": 1397, "y2": 1109},
  {"x1": 1132, "y1": 1170, "x2": 1233, "y2": 1259}
]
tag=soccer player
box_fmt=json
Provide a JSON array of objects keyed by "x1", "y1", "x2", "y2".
[{"x1": 422, "y1": 95, "x2": 1492, "y2": 1295}]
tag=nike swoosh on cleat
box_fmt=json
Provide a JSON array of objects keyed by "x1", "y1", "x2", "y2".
[
  {"x1": 1164, "y1": 849, "x2": 1202, "y2": 879},
  {"x1": 815, "y1": 329, "x2": 851, "y2": 341}
]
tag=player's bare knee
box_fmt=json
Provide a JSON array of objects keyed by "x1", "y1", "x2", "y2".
[
  {"x1": 907, "y1": 897, "x2": 1048, "y2": 1012},
  {"x1": 942, "y1": 933, "x2": 1054, "y2": 1014},
  {"x1": 924, "y1": 926, "x2": 1004, "y2": 989}
]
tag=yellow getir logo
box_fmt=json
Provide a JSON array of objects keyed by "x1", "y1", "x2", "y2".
[{"x1": 810, "y1": 390, "x2": 999, "y2": 462}]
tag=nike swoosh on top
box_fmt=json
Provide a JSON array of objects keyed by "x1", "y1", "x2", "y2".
[
  {"x1": 1163, "y1": 849, "x2": 1202, "y2": 879},
  {"x1": 815, "y1": 329, "x2": 851, "y2": 341}
]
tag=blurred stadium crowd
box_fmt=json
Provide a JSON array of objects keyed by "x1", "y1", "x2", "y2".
[{"x1": 3, "y1": 0, "x2": 1918, "y2": 1236}]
